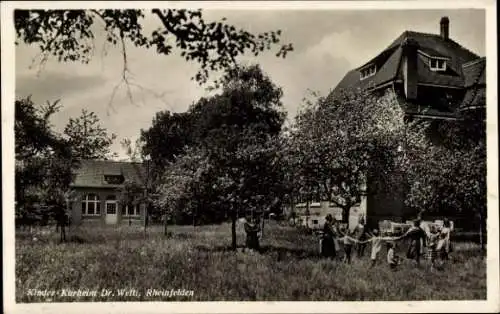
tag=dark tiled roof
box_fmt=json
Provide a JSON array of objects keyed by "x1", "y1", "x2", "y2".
[
  {"x1": 461, "y1": 87, "x2": 486, "y2": 109},
  {"x1": 418, "y1": 46, "x2": 450, "y2": 59},
  {"x1": 385, "y1": 31, "x2": 478, "y2": 65},
  {"x1": 71, "y1": 159, "x2": 147, "y2": 188},
  {"x1": 463, "y1": 57, "x2": 486, "y2": 88},
  {"x1": 415, "y1": 55, "x2": 464, "y2": 87},
  {"x1": 460, "y1": 57, "x2": 486, "y2": 109},
  {"x1": 332, "y1": 30, "x2": 481, "y2": 96},
  {"x1": 334, "y1": 46, "x2": 403, "y2": 93}
]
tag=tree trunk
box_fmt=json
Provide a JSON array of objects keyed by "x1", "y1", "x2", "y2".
[
  {"x1": 261, "y1": 212, "x2": 265, "y2": 240},
  {"x1": 164, "y1": 213, "x2": 168, "y2": 237},
  {"x1": 60, "y1": 224, "x2": 66, "y2": 243},
  {"x1": 341, "y1": 206, "x2": 350, "y2": 225},
  {"x1": 305, "y1": 200, "x2": 310, "y2": 228},
  {"x1": 143, "y1": 205, "x2": 148, "y2": 234},
  {"x1": 57, "y1": 207, "x2": 67, "y2": 243},
  {"x1": 290, "y1": 197, "x2": 295, "y2": 226},
  {"x1": 479, "y1": 212, "x2": 485, "y2": 251},
  {"x1": 231, "y1": 212, "x2": 237, "y2": 251}
]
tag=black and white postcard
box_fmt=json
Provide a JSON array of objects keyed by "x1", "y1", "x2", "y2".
[{"x1": 2, "y1": 1, "x2": 498, "y2": 313}]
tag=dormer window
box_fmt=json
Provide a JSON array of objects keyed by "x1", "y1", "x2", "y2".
[
  {"x1": 360, "y1": 65, "x2": 377, "y2": 80},
  {"x1": 429, "y1": 58, "x2": 447, "y2": 71},
  {"x1": 104, "y1": 175, "x2": 125, "y2": 184}
]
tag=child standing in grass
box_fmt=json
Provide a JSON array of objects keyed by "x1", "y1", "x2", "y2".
[
  {"x1": 369, "y1": 229, "x2": 383, "y2": 267},
  {"x1": 354, "y1": 216, "x2": 367, "y2": 258},
  {"x1": 387, "y1": 242, "x2": 399, "y2": 270},
  {"x1": 426, "y1": 227, "x2": 439, "y2": 270},
  {"x1": 437, "y1": 218, "x2": 452, "y2": 260},
  {"x1": 342, "y1": 227, "x2": 354, "y2": 264}
]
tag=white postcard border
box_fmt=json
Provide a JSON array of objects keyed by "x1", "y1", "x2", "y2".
[{"x1": 2, "y1": 1, "x2": 498, "y2": 313}]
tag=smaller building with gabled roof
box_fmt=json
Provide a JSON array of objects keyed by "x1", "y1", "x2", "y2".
[{"x1": 68, "y1": 159, "x2": 149, "y2": 225}]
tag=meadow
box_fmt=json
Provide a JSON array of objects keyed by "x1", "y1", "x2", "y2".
[{"x1": 15, "y1": 221, "x2": 486, "y2": 302}]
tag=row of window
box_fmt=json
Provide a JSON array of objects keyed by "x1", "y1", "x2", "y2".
[
  {"x1": 81, "y1": 194, "x2": 140, "y2": 217},
  {"x1": 359, "y1": 56, "x2": 447, "y2": 82},
  {"x1": 360, "y1": 65, "x2": 377, "y2": 80}
]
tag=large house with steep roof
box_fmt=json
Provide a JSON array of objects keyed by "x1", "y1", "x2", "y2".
[
  {"x1": 316, "y1": 17, "x2": 486, "y2": 228},
  {"x1": 68, "y1": 160, "x2": 149, "y2": 225},
  {"x1": 332, "y1": 17, "x2": 485, "y2": 120}
]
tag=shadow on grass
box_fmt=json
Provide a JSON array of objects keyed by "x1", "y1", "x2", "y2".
[
  {"x1": 194, "y1": 244, "x2": 321, "y2": 261},
  {"x1": 260, "y1": 245, "x2": 321, "y2": 260},
  {"x1": 195, "y1": 245, "x2": 243, "y2": 252}
]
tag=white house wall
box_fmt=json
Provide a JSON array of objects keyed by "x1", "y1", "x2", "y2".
[{"x1": 295, "y1": 195, "x2": 368, "y2": 230}]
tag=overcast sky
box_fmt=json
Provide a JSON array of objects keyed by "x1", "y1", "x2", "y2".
[{"x1": 15, "y1": 8, "x2": 486, "y2": 159}]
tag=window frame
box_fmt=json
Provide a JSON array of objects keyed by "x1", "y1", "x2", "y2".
[
  {"x1": 81, "y1": 193, "x2": 101, "y2": 216},
  {"x1": 429, "y1": 58, "x2": 447, "y2": 71},
  {"x1": 360, "y1": 64, "x2": 377, "y2": 80},
  {"x1": 122, "y1": 203, "x2": 141, "y2": 217},
  {"x1": 105, "y1": 195, "x2": 118, "y2": 215}
]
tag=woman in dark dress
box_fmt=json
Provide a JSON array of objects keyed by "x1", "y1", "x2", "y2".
[
  {"x1": 244, "y1": 216, "x2": 261, "y2": 252},
  {"x1": 321, "y1": 214, "x2": 336, "y2": 259},
  {"x1": 406, "y1": 219, "x2": 427, "y2": 266}
]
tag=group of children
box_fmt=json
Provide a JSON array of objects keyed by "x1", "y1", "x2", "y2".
[{"x1": 321, "y1": 215, "x2": 454, "y2": 271}]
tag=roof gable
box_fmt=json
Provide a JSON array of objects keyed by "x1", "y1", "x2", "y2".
[
  {"x1": 332, "y1": 29, "x2": 481, "y2": 96},
  {"x1": 334, "y1": 46, "x2": 403, "y2": 93},
  {"x1": 71, "y1": 160, "x2": 147, "y2": 188},
  {"x1": 461, "y1": 57, "x2": 486, "y2": 109},
  {"x1": 414, "y1": 54, "x2": 464, "y2": 87},
  {"x1": 386, "y1": 31, "x2": 479, "y2": 65},
  {"x1": 463, "y1": 57, "x2": 486, "y2": 88}
]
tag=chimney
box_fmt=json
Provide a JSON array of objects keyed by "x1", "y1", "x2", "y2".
[
  {"x1": 440, "y1": 16, "x2": 449, "y2": 40},
  {"x1": 401, "y1": 37, "x2": 419, "y2": 100}
]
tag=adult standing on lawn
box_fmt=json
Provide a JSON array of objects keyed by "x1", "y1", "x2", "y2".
[
  {"x1": 244, "y1": 215, "x2": 261, "y2": 252},
  {"x1": 406, "y1": 219, "x2": 427, "y2": 266},
  {"x1": 321, "y1": 214, "x2": 337, "y2": 259}
]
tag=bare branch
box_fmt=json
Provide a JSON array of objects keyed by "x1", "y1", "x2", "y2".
[
  {"x1": 106, "y1": 27, "x2": 175, "y2": 112},
  {"x1": 107, "y1": 30, "x2": 133, "y2": 112}
]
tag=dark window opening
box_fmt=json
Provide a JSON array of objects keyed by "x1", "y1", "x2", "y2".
[{"x1": 104, "y1": 175, "x2": 125, "y2": 184}]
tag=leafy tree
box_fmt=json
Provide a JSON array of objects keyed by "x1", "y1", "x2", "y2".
[
  {"x1": 15, "y1": 97, "x2": 77, "y2": 240},
  {"x1": 155, "y1": 146, "x2": 209, "y2": 235},
  {"x1": 118, "y1": 179, "x2": 146, "y2": 225},
  {"x1": 140, "y1": 111, "x2": 194, "y2": 182},
  {"x1": 15, "y1": 97, "x2": 63, "y2": 160},
  {"x1": 120, "y1": 137, "x2": 145, "y2": 162},
  {"x1": 289, "y1": 88, "x2": 407, "y2": 224},
  {"x1": 153, "y1": 64, "x2": 286, "y2": 249},
  {"x1": 64, "y1": 109, "x2": 117, "y2": 160},
  {"x1": 190, "y1": 64, "x2": 285, "y2": 249},
  {"x1": 404, "y1": 113, "x2": 486, "y2": 248},
  {"x1": 14, "y1": 9, "x2": 293, "y2": 89}
]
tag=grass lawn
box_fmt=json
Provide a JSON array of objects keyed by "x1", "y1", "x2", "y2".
[{"x1": 15, "y1": 221, "x2": 486, "y2": 302}]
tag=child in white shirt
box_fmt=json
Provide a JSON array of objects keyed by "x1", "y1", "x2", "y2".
[
  {"x1": 370, "y1": 229, "x2": 382, "y2": 267},
  {"x1": 369, "y1": 229, "x2": 383, "y2": 267}
]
